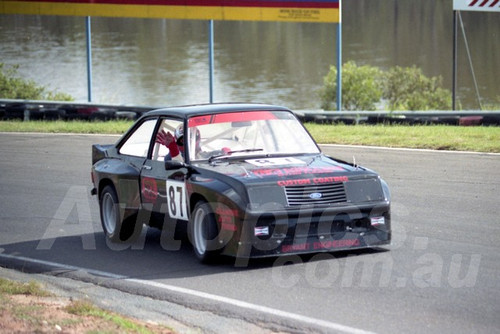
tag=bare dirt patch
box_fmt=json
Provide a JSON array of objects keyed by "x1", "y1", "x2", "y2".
[{"x1": 0, "y1": 290, "x2": 175, "y2": 333}]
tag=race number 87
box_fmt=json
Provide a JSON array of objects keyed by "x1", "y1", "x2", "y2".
[{"x1": 166, "y1": 180, "x2": 188, "y2": 220}]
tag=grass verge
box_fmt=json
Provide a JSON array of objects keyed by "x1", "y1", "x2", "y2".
[
  {"x1": 0, "y1": 120, "x2": 133, "y2": 134},
  {"x1": 305, "y1": 123, "x2": 500, "y2": 153},
  {"x1": 0, "y1": 120, "x2": 499, "y2": 153},
  {"x1": 0, "y1": 277, "x2": 174, "y2": 333},
  {"x1": 0, "y1": 277, "x2": 52, "y2": 296}
]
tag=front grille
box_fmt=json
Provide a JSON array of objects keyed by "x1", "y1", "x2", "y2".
[{"x1": 284, "y1": 182, "x2": 347, "y2": 206}]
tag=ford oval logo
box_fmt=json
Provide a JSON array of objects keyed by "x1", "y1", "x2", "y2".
[{"x1": 309, "y1": 192, "x2": 323, "y2": 199}]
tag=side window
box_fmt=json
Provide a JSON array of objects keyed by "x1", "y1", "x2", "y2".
[
  {"x1": 119, "y1": 119, "x2": 157, "y2": 157},
  {"x1": 152, "y1": 118, "x2": 183, "y2": 161}
]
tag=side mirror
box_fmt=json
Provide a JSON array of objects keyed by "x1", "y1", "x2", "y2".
[{"x1": 164, "y1": 160, "x2": 187, "y2": 170}]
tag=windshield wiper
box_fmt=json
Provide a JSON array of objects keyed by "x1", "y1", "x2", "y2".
[{"x1": 208, "y1": 148, "x2": 264, "y2": 163}]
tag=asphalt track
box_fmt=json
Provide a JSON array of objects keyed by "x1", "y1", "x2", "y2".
[{"x1": 0, "y1": 132, "x2": 499, "y2": 333}]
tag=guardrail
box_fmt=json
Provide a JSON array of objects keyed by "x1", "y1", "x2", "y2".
[{"x1": 1, "y1": 99, "x2": 499, "y2": 126}]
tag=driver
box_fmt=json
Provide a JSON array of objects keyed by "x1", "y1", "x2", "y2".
[
  {"x1": 155, "y1": 124, "x2": 201, "y2": 161},
  {"x1": 156, "y1": 124, "x2": 230, "y2": 161}
]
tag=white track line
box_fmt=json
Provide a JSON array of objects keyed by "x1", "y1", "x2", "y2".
[
  {"x1": 321, "y1": 143, "x2": 500, "y2": 155},
  {"x1": 125, "y1": 278, "x2": 377, "y2": 334},
  {"x1": 0, "y1": 253, "x2": 377, "y2": 334},
  {"x1": 0, "y1": 253, "x2": 125, "y2": 279}
]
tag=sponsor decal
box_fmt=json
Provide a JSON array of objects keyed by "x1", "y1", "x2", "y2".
[
  {"x1": 277, "y1": 175, "x2": 348, "y2": 187},
  {"x1": 281, "y1": 239, "x2": 360, "y2": 253},
  {"x1": 141, "y1": 177, "x2": 158, "y2": 201},
  {"x1": 370, "y1": 216, "x2": 385, "y2": 226},
  {"x1": 216, "y1": 207, "x2": 239, "y2": 232},
  {"x1": 278, "y1": 179, "x2": 312, "y2": 186},
  {"x1": 221, "y1": 222, "x2": 237, "y2": 232},
  {"x1": 253, "y1": 166, "x2": 346, "y2": 178},
  {"x1": 313, "y1": 175, "x2": 349, "y2": 184},
  {"x1": 281, "y1": 243, "x2": 310, "y2": 253},
  {"x1": 189, "y1": 111, "x2": 277, "y2": 127},
  {"x1": 313, "y1": 239, "x2": 360, "y2": 250},
  {"x1": 254, "y1": 226, "x2": 270, "y2": 236}
]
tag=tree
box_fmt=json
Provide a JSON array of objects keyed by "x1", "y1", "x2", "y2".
[
  {"x1": 383, "y1": 66, "x2": 451, "y2": 111},
  {"x1": 320, "y1": 61, "x2": 383, "y2": 111}
]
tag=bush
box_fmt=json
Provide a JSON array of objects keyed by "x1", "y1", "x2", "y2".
[
  {"x1": 383, "y1": 66, "x2": 451, "y2": 111},
  {"x1": 0, "y1": 63, "x2": 73, "y2": 101},
  {"x1": 321, "y1": 63, "x2": 452, "y2": 111},
  {"x1": 320, "y1": 61, "x2": 383, "y2": 111}
]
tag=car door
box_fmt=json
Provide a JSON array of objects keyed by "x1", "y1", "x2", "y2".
[
  {"x1": 114, "y1": 117, "x2": 159, "y2": 210},
  {"x1": 139, "y1": 117, "x2": 189, "y2": 229}
]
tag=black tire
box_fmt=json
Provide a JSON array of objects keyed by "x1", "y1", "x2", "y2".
[
  {"x1": 90, "y1": 111, "x2": 115, "y2": 121},
  {"x1": 44, "y1": 109, "x2": 65, "y2": 120},
  {"x1": 188, "y1": 201, "x2": 221, "y2": 263},
  {"x1": 115, "y1": 111, "x2": 138, "y2": 120},
  {"x1": 99, "y1": 185, "x2": 140, "y2": 243}
]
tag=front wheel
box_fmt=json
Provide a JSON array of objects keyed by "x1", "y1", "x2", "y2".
[
  {"x1": 99, "y1": 185, "x2": 140, "y2": 243},
  {"x1": 188, "y1": 201, "x2": 221, "y2": 263}
]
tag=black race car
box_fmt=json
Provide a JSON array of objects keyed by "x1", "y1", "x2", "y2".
[{"x1": 91, "y1": 103, "x2": 391, "y2": 262}]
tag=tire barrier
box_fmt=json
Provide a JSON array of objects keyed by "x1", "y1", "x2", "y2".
[
  {"x1": 1, "y1": 99, "x2": 499, "y2": 126},
  {"x1": 0, "y1": 100, "x2": 154, "y2": 122},
  {"x1": 293, "y1": 110, "x2": 500, "y2": 126}
]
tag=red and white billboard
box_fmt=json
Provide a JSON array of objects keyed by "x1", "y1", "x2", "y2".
[{"x1": 453, "y1": 0, "x2": 500, "y2": 12}]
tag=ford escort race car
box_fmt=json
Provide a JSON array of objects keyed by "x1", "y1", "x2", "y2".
[{"x1": 91, "y1": 103, "x2": 391, "y2": 262}]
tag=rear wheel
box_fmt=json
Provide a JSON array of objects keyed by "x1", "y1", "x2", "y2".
[
  {"x1": 189, "y1": 201, "x2": 221, "y2": 263},
  {"x1": 100, "y1": 185, "x2": 140, "y2": 243}
]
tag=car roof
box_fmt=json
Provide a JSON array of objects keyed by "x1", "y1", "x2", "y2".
[{"x1": 141, "y1": 103, "x2": 293, "y2": 120}]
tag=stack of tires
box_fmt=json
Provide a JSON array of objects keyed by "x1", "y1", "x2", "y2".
[{"x1": 0, "y1": 102, "x2": 143, "y2": 121}]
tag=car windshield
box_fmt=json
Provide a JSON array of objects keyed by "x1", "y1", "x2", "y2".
[{"x1": 187, "y1": 110, "x2": 320, "y2": 162}]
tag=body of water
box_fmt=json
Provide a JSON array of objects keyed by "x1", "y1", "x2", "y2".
[{"x1": 0, "y1": 0, "x2": 498, "y2": 110}]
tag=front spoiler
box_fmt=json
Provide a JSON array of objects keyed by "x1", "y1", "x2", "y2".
[
  {"x1": 223, "y1": 203, "x2": 391, "y2": 259},
  {"x1": 235, "y1": 229, "x2": 391, "y2": 259}
]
